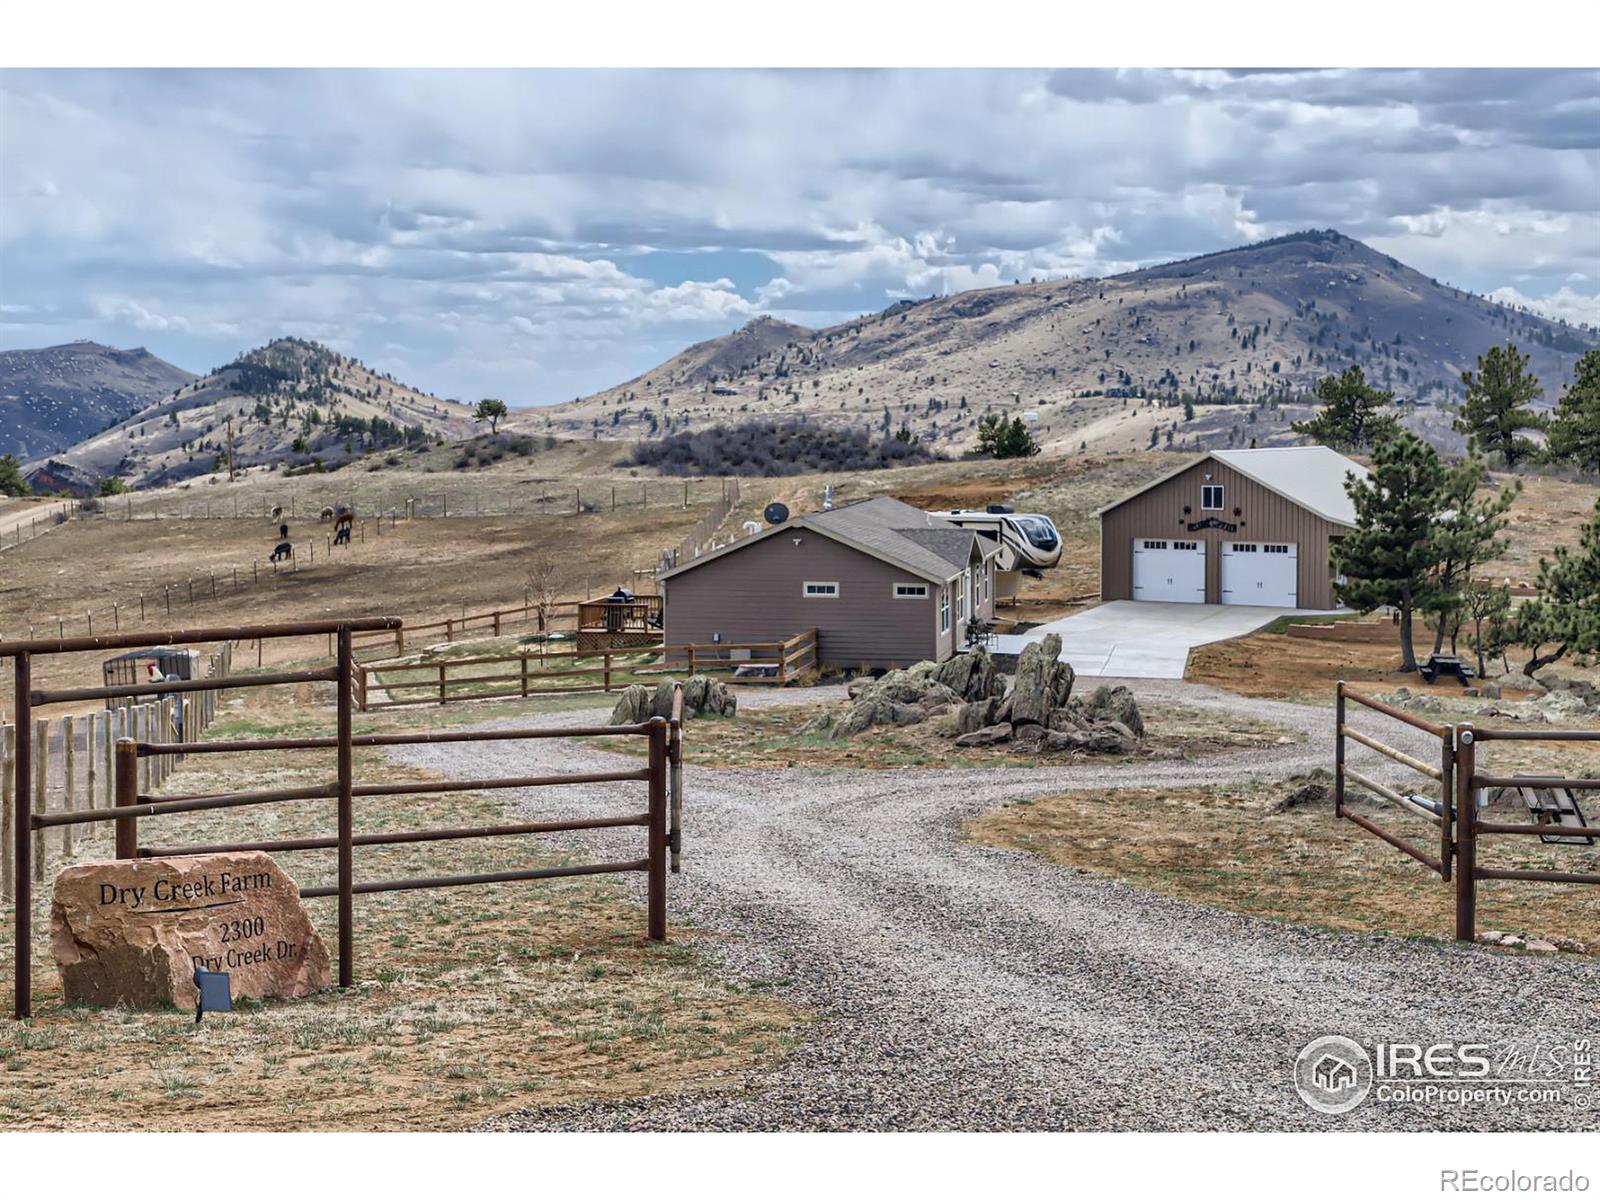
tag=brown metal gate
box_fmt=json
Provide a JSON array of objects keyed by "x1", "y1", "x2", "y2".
[
  {"x1": 5, "y1": 619, "x2": 683, "y2": 1019},
  {"x1": 1336, "y1": 680, "x2": 1600, "y2": 941}
]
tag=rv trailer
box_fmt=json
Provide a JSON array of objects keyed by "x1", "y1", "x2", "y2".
[{"x1": 934, "y1": 506, "x2": 1063, "y2": 572}]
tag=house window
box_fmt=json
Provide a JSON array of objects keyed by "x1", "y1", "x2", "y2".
[
  {"x1": 1201, "y1": 484, "x2": 1224, "y2": 510},
  {"x1": 939, "y1": 587, "x2": 950, "y2": 633},
  {"x1": 803, "y1": 581, "x2": 839, "y2": 598},
  {"x1": 957, "y1": 571, "x2": 969, "y2": 621},
  {"x1": 894, "y1": 583, "x2": 929, "y2": 599}
]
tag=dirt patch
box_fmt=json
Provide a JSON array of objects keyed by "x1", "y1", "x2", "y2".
[
  {"x1": 595, "y1": 697, "x2": 1301, "y2": 770},
  {"x1": 0, "y1": 685, "x2": 802, "y2": 1131},
  {"x1": 1187, "y1": 629, "x2": 1409, "y2": 701},
  {"x1": 967, "y1": 784, "x2": 1600, "y2": 951}
]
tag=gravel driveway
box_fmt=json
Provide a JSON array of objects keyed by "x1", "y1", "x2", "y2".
[{"x1": 387, "y1": 682, "x2": 1599, "y2": 1131}]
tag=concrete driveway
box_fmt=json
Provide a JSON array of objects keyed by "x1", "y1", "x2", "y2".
[{"x1": 990, "y1": 599, "x2": 1342, "y2": 679}]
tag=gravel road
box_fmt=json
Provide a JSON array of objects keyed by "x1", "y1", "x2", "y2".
[{"x1": 386, "y1": 682, "x2": 1600, "y2": 1131}]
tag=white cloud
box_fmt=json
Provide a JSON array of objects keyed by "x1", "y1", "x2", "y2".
[
  {"x1": 1484, "y1": 285, "x2": 1600, "y2": 329},
  {"x1": 3, "y1": 67, "x2": 1596, "y2": 403}
]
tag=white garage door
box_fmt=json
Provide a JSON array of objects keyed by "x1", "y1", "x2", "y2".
[
  {"x1": 1221, "y1": 541, "x2": 1297, "y2": 607},
  {"x1": 1132, "y1": 538, "x2": 1206, "y2": 603}
]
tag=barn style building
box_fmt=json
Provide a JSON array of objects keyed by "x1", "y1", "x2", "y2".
[
  {"x1": 659, "y1": 496, "x2": 1003, "y2": 669},
  {"x1": 1097, "y1": 446, "x2": 1368, "y2": 610}
]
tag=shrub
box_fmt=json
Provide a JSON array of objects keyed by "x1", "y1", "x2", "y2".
[{"x1": 627, "y1": 421, "x2": 941, "y2": 476}]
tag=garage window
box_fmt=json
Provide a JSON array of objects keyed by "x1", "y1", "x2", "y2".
[
  {"x1": 1173, "y1": 540, "x2": 1198, "y2": 550},
  {"x1": 1201, "y1": 484, "x2": 1224, "y2": 510},
  {"x1": 1264, "y1": 544, "x2": 1290, "y2": 554},
  {"x1": 803, "y1": 581, "x2": 839, "y2": 598},
  {"x1": 1141, "y1": 539, "x2": 1169, "y2": 550},
  {"x1": 1233, "y1": 543, "x2": 1258, "y2": 553}
]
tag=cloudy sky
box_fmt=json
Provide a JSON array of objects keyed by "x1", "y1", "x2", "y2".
[{"x1": 2, "y1": 68, "x2": 1597, "y2": 406}]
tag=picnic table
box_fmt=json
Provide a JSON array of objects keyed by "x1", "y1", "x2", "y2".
[{"x1": 1418, "y1": 653, "x2": 1475, "y2": 686}]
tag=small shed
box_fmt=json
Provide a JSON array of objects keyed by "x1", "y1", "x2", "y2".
[{"x1": 101, "y1": 647, "x2": 200, "y2": 710}]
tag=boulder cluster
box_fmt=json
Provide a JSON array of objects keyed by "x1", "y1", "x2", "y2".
[
  {"x1": 1386, "y1": 673, "x2": 1600, "y2": 723},
  {"x1": 825, "y1": 635, "x2": 1145, "y2": 756},
  {"x1": 822, "y1": 646, "x2": 1006, "y2": 738},
  {"x1": 609, "y1": 676, "x2": 737, "y2": 725}
]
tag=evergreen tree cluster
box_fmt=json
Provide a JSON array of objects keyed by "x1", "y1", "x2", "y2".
[{"x1": 627, "y1": 421, "x2": 942, "y2": 477}]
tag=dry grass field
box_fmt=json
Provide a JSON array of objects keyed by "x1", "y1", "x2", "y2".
[
  {"x1": 595, "y1": 697, "x2": 1301, "y2": 771},
  {"x1": 968, "y1": 782, "x2": 1600, "y2": 952},
  {"x1": 0, "y1": 683, "x2": 802, "y2": 1131},
  {"x1": 0, "y1": 497, "x2": 707, "y2": 721}
]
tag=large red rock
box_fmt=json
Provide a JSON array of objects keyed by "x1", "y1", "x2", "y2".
[{"x1": 50, "y1": 851, "x2": 330, "y2": 1009}]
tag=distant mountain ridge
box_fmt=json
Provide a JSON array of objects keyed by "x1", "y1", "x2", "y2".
[
  {"x1": 0, "y1": 341, "x2": 195, "y2": 460},
  {"x1": 532, "y1": 230, "x2": 1598, "y2": 456},
  {"x1": 33, "y1": 337, "x2": 477, "y2": 488}
]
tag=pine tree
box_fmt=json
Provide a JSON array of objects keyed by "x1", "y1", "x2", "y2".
[
  {"x1": 1546, "y1": 348, "x2": 1600, "y2": 475},
  {"x1": 1424, "y1": 456, "x2": 1519, "y2": 656},
  {"x1": 1454, "y1": 344, "x2": 1544, "y2": 468},
  {"x1": 1510, "y1": 498, "x2": 1600, "y2": 677},
  {"x1": 473, "y1": 398, "x2": 508, "y2": 434},
  {"x1": 1460, "y1": 578, "x2": 1512, "y2": 680},
  {"x1": 0, "y1": 454, "x2": 29, "y2": 497},
  {"x1": 1290, "y1": 366, "x2": 1398, "y2": 452},
  {"x1": 1332, "y1": 430, "x2": 1449, "y2": 672},
  {"x1": 976, "y1": 414, "x2": 1040, "y2": 459}
]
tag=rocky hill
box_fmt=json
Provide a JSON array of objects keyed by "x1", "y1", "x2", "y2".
[
  {"x1": 0, "y1": 341, "x2": 195, "y2": 461},
  {"x1": 531, "y1": 230, "x2": 1598, "y2": 457},
  {"x1": 35, "y1": 338, "x2": 477, "y2": 488}
]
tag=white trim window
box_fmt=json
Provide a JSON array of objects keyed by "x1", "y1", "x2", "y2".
[
  {"x1": 803, "y1": 581, "x2": 840, "y2": 598},
  {"x1": 957, "y1": 570, "x2": 969, "y2": 621},
  {"x1": 893, "y1": 582, "x2": 929, "y2": 599},
  {"x1": 1201, "y1": 484, "x2": 1224, "y2": 511},
  {"x1": 938, "y1": 587, "x2": 950, "y2": 633}
]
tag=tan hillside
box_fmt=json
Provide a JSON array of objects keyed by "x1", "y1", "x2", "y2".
[
  {"x1": 37, "y1": 338, "x2": 477, "y2": 488},
  {"x1": 526, "y1": 230, "x2": 1597, "y2": 457}
]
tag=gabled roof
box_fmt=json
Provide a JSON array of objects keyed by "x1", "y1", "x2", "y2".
[
  {"x1": 658, "y1": 495, "x2": 995, "y2": 584},
  {"x1": 1097, "y1": 445, "x2": 1370, "y2": 528}
]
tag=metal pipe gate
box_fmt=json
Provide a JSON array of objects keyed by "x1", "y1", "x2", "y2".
[
  {"x1": 1336, "y1": 680, "x2": 1600, "y2": 942},
  {"x1": 4, "y1": 618, "x2": 681, "y2": 1019}
]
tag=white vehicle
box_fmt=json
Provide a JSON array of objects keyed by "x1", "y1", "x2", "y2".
[{"x1": 935, "y1": 506, "x2": 1063, "y2": 573}]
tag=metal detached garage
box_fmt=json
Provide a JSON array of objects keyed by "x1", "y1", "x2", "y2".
[{"x1": 1098, "y1": 446, "x2": 1369, "y2": 610}]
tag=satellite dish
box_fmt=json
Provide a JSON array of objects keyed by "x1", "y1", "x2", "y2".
[{"x1": 763, "y1": 502, "x2": 791, "y2": 526}]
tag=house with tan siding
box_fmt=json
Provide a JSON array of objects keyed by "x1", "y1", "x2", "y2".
[
  {"x1": 659, "y1": 496, "x2": 1003, "y2": 669},
  {"x1": 1097, "y1": 446, "x2": 1368, "y2": 610}
]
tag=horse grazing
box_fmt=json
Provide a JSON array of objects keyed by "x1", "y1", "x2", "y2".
[
  {"x1": 320, "y1": 506, "x2": 335, "y2": 522},
  {"x1": 333, "y1": 508, "x2": 354, "y2": 546},
  {"x1": 270, "y1": 504, "x2": 284, "y2": 521},
  {"x1": 269, "y1": 541, "x2": 293, "y2": 563}
]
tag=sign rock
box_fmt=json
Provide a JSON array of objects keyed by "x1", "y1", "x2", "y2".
[{"x1": 50, "y1": 851, "x2": 330, "y2": 1009}]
